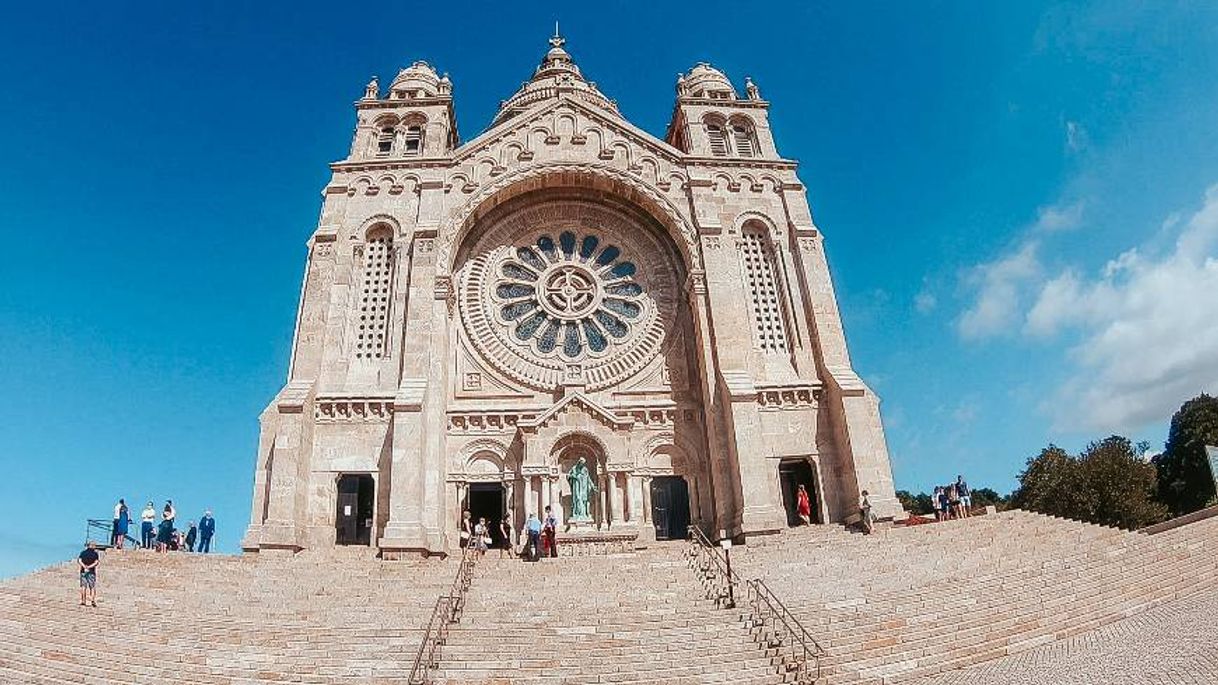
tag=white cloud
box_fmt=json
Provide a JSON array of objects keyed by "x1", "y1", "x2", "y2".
[
  {"x1": 1030, "y1": 185, "x2": 1218, "y2": 432},
  {"x1": 1033, "y1": 200, "x2": 1085, "y2": 233},
  {"x1": 914, "y1": 289, "x2": 937, "y2": 314},
  {"x1": 1065, "y1": 120, "x2": 1088, "y2": 153},
  {"x1": 957, "y1": 241, "x2": 1041, "y2": 340}
]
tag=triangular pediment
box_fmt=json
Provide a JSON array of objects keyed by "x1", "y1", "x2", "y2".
[
  {"x1": 453, "y1": 95, "x2": 685, "y2": 165},
  {"x1": 518, "y1": 391, "x2": 632, "y2": 431}
]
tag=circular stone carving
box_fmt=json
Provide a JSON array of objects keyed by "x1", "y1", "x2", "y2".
[{"x1": 459, "y1": 200, "x2": 679, "y2": 391}]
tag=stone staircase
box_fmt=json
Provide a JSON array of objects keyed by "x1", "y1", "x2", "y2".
[
  {"x1": 2, "y1": 510, "x2": 1216, "y2": 684},
  {"x1": 0, "y1": 550, "x2": 456, "y2": 684},
  {"x1": 433, "y1": 550, "x2": 784, "y2": 685},
  {"x1": 731, "y1": 510, "x2": 1218, "y2": 683}
]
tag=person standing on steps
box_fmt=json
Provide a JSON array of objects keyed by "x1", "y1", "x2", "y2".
[
  {"x1": 796, "y1": 484, "x2": 812, "y2": 525},
  {"x1": 112, "y1": 499, "x2": 131, "y2": 549},
  {"x1": 199, "y1": 510, "x2": 215, "y2": 553},
  {"x1": 499, "y1": 516, "x2": 514, "y2": 559},
  {"x1": 164, "y1": 500, "x2": 176, "y2": 525},
  {"x1": 543, "y1": 505, "x2": 558, "y2": 558},
  {"x1": 140, "y1": 501, "x2": 156, "y2": 549},
  {"x1": 524, "y1": 512, "x2": 542, "y2": 562},
  {"x1": 459, "y1": 510, "x2": 472, "y2": 549},
  {"x1": 860, "y1": 490, "x2": 875, "y2": 535},
  {"x1": 956, "y1": 475, "x2": 972, "y2": 518},
  {"x1": 184, "y1": 521, "x2": 198, "y2": 553},
  {"x1": 156, "y1": 509, "x2": 174, "y2": 553},
  {"x1": 78, "y1": 540, "x2": 100, "y2": 607},
  {"x1": 474, "y1": 517, "x2": 489, "y2": 556}
]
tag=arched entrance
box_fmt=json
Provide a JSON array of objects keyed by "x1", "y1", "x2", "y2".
[
  {"x1": 335, "y1": 474, "x2": 375, "y2": 545},
  {"x1": 650, "y1": 476, "x2": 691, "y2": 540},
  {"x1": 778, "y1": 459, "x2": 821, "y2": 526}
]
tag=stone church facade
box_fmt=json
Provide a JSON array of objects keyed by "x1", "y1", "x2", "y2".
[{"x1": 242, "y1": 35, "x2": 901, "y2": 557}]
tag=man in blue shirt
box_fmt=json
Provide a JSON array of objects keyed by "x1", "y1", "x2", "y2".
[
  {"x1": 524, "y1": 512, "x2": 542, "y2": 562},
  {"x1": 199, "y1": 511, "x2": 216, "y2": 553}
]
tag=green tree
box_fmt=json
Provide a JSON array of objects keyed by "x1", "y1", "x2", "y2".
[
  {"x1": 1013, "y1": 438, "x2": 1168, "y2": 529},
  {"x1": 895, "y1": 490, "x2": 935, "y2": 515},
  {"x1": 969, "y1": 487, "x2": 1009, "y2": 510},
  {"x1": 1155, "y1": 393, "x2": 1218, "y2": 516},
  {"x1": 1078, "y1": 436, "x2": 1168, "y2": 529},
  {"x1": 1011, "y1": 445, "x2": 1086, "y2": 517}
]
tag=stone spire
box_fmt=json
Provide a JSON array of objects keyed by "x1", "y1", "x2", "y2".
[{"x1": 492, "y1": 30, "x2": 618, "y2": 124}]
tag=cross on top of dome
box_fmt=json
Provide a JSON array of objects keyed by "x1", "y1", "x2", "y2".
[{"x1": 492, "y1": 28, "x2": 618, "y2": 124}]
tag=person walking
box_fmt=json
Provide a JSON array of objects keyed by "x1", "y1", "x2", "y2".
[
  {"x1": 78, "y1": 541, "x2": 100, "y2": 607},
  {"x1": 198, "y1": 511, "x2": 215, "y2": 553},
  {"x1": 524, "y1": 512, "x2": 542, "y2": 562},
  {"x1": 184, "y1": 521, "x2": 198, "y2": 553},
  {"x1": 796, "y1": 484, "x2": 812, "y2": 525},
  {"x1": 859, "y1": 490, "x2": 875, "y2": 535},
  {"x1": 112, "y1": 499, "x2": 131, "y2": 549},
  {"x1": 543, "y1": 505, "x2": 558, "y2": 559},
  {"x1": 140, "y1": 501, "x2": 156, "y2": 549},
  {"x1": 499, "y1": 517, "x2": 514, "y2": 559}
]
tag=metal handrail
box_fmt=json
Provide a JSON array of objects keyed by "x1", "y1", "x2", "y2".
[
  {"x1": 686, "y1": 525, "x2": 825, "y2": 683},
  {"x1": 407, "y1": 537, "x2": 479, "y2": 685},
  {"x1": 684, "y1": 525, "x2": 738, "y2": 607},
  {"x1": 85, "y1": 518, "x2": 138, "y2": 549},
  {"x1": 745, "y1": 578, "x2": 825, "y2": 684}
]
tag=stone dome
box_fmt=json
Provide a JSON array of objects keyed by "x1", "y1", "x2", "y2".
[
  {"x1": 681, "y1": 62, "x2": 736, "y2": 99},
  {"x1": 493, "y1": 34, "x2": 617, "y2": 124},
  {"x1": 390, "y1": 61, "x2": 442, "y2": 99}
]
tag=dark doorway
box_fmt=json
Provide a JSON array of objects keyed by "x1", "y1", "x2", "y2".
[
  {"x1": 336, "y1": 474, "x2": 375, "y2": 545},
  {"x1": 650, "y1": 476, "x2": 691, "y2": 540},
  {"x1": 779, "y1": 460, "x2": 819, "y2": 526},
  {"x1": 468, "y1": 483, "x2": 506, "y2": 548}
]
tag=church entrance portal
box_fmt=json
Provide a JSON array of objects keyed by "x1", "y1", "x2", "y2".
[
  {"x1": 779, "y1": 460, "x2": 819, "y2": 526},
  {"x1": 468, "y1": 483, "x2": 506, "y2": 548},
  {"x1": 336, "y1": 474, "x2": 374, "y2": 546},
  {"x1": 650, "y1": 476, "x2": 690, "y2": 540}
]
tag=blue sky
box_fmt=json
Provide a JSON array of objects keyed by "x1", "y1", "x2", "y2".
[{"x1": 3, "y1": 2, "x2": 1217, "y2": 577}]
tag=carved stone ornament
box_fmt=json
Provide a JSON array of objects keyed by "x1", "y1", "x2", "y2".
[{"x1": 458, "y1": 199, "x2": 680, "y2": 392}]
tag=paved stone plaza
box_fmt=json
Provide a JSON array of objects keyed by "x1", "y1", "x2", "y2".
[{"x1": 924, "y1": 588, "x2": 1218, "y2": 685}]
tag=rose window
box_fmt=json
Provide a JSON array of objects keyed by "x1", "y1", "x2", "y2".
[{"x1": 494, "y1": 231, "x2": 646, "y2": 359}]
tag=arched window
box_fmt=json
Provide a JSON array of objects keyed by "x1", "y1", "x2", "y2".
[
  {"x1": 739, "y1": 226, "x2": 788, "y2": 352},
  {"x1": 356, "y1": 227, "x2": 394, "y2": 359},
  {"x1": 403, "y1": 125, "x2": 423, "y2": 155},
  {"x1": 375, "y1": 126, "x2": 395, "y2": 157},
  {"x1": 705, "y1": 119, "x2": 729, "y2": 157},
  {"x1": 730, "y1": 120, "x2": 756, "y2": 157}
]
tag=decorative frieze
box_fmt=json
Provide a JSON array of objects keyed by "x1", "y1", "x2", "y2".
[
  {"x1": 315, "y1": 397, "x2": 395, "y2": 422},
  {"x1": 756, "y1": 386, "x2": 819, "y2": 411}
]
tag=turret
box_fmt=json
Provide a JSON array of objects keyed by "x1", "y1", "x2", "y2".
[
  {"x1": 348, "y1": 61, "x2": 459, "y2": 161},
  {"x1": 665, "y1": 63, "x2": 778, "y2": 159}
]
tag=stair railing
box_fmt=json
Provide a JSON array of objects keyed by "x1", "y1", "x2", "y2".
[
  {"x1": 684, "y1": 525, "x2": 738, "y2": 607},
  {"x1": 407, "y1": 537, "x2": 478, "y2": 685},
  {"x1": 744, "y1": 578, "x2": 826, "y2": 684},
  {"x1": 84, "y1": 519, "x2": 138, "y2": 549},
  {"x1": 686, "y1": 525, "x2": 826, "y2": 684}
]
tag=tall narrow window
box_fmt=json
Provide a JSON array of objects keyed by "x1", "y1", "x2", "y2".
[
  {"x1": 376, "y1": 127, "x2": 394, "y2": 156},
  {"x1": 740, "y1": 229, "x2": 788, "y2": 352},
  {"x1": 403, "y1": 126, "x2": 422, "y2": 155},
  {"x1": 731, "y1": 123, "x2": 755, "y2": 157},
  {"x1": 356, "y1": 230, "x2": 393, "y2": 359},
  {"x1": 707, "y1": 123, "x2": 729, "y2": 157}
]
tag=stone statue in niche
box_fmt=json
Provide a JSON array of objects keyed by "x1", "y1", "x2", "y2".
[{"x1": 566, "y1": 456, "x2": 598, "y2": 522}]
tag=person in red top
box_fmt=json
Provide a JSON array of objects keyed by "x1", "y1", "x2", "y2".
[{"x1": 796, "y1": 484, "x2": 812, "y2": 525}]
